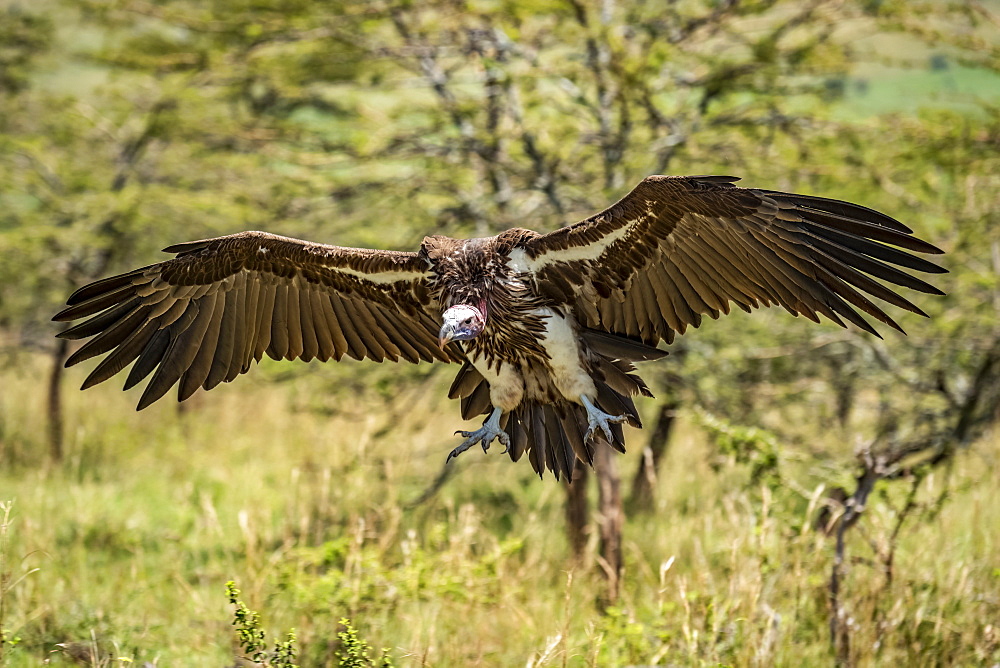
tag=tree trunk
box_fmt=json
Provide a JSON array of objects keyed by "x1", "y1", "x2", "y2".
[
  {"x1": 595, "y1": 446, "x2": 623, "y2": 604},
  {"x1": 628, "y1": 398, "x2": 679, "y2": 513},
  {"x1": 47, "y1": 338, "x2": 69, "y2": 462},
  {"x1": 564, "y1": 460, "x2": 590, "y2": 559}
]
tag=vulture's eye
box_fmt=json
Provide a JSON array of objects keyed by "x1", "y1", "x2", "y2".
[{"x1": 462, "y1": 317, "x2": 472, "y2": 325}]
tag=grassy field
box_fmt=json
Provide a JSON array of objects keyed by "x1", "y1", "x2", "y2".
[
  {"x1": 1, "y1": 0, "x2": 997, "y2": 664},
  {"x1": 0, "y1": 349, "x2": 997, "y2": 666}
]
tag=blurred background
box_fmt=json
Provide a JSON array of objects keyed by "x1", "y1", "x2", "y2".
[{"x1": 0, "y1": 0, "x2": 998, "y2": 665}]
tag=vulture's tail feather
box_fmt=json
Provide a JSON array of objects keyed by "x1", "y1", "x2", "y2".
[
  {"x1": 447, "y1": 349, "x2": 650, "y2": 480},
  {"x1": 502, "y1": 387, "x2": 636, "y2": 480}
]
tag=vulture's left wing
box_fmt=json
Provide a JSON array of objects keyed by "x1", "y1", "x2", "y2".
[
  {"x1": 54, "y1": 231, "x2": 458, "y2": 410},
  {"x1": 510, "y1": 175, "x2": 945, "y2": 344}
]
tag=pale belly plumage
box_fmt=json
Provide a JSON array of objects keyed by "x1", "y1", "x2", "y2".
[{"x1": 468, "y1": 308, "x2": 595, "y2": 411}]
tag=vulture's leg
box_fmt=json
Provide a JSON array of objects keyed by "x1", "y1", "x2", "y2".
[
  {"x1": 581, "y1": 395, "x2": 627, "y2": 443},
  {"x1": 447, "y1": 406, "x2": 510, "y2": 462}
]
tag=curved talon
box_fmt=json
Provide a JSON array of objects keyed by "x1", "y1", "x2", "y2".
[
  {"x1": 585, "y1": 413, "x2": 626, "y2": 443},
  {"x1": 581, "y1": 395, "x2": 627, "y2": 444},
  {"x1": 446, "y1": 407, "x2": 507, "y2": 464}
]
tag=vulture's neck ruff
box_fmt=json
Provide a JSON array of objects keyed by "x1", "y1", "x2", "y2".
[{"x1": 426, "y1": 236, "x2": 550, "y2": 368}]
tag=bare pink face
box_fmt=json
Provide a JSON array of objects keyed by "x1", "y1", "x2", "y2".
[{"x1": 438, "y1": 304, "x2": 486, "y2": 348}]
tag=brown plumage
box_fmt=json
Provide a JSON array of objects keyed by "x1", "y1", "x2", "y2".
[{"x1": 54, "y1": 175, "x2": 946, "y2": 480}]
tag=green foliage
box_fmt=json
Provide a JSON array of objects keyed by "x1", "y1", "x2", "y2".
[
  {"x1": 336, "y1": 618, "x2": 393, "y2": 668},
  {"x1": 228, "y1": 581, "x2": 268, "y2": 662},
  {"x1": 0, "y1": 6, "x2": 53, "y2": 96},
  {"x1": 697, "y1": 409, "x2": 781, "y2": 486},
  {"x1": 228, "y1": 581, "x2": 298, "y2": 667}
]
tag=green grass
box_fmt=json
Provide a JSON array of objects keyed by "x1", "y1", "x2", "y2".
[
  {"x1": 833, "y1": 63, "x2": 1000, "y2": 120},
  {"x1": 0, "y1": 350, "x2": 998, "y2": 666}
]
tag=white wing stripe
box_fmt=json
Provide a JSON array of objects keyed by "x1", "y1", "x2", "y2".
[
  {"x1": 334, "y1": 266, "x2": 430, "y2": 284},
  {"x1": 507, "y1": 216, "x2": 640, "y2": 274}
]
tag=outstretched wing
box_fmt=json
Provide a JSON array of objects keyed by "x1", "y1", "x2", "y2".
[
  {"x1": 510, "y1": 175, "x2": 945, "y2": 344},
  {"x1": 54, "y1": 231, "x2": 460, "y2": 410}
]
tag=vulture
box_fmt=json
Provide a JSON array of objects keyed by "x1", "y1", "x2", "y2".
[{"x1": 53, "y1": 175, "x2": 945, "y2": 480}]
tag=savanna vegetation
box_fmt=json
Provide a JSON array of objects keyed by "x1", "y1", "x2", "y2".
[{"x1": 1, "y1": 0, "x2": 998, "y2": 665}]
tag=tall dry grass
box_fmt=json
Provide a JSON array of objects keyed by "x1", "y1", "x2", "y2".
[{"x1": 0, "y1": 350, "x2": 997, "y2": 666}]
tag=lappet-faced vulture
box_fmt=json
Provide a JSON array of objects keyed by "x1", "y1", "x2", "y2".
[{"x1": 54, "y1": 176, "x2": 945, "y2": 480}]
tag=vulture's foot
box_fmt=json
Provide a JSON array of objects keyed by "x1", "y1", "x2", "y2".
[
  {"x1": 448, "y1": 407, "x2": 509, "y2": 462},
  {"x1": 581, "y1": 395, "x2": 627, "y2": 443}
]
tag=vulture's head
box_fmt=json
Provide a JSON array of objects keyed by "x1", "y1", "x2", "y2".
[{"x1": 438, "y1": 304, "x2": 485, "y2": 348}]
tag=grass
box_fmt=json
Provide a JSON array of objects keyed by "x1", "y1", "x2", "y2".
[
  {"x1": 833, "y1": 63, "x2": 1000, "y2": 120},
  {"x1": 0, "y1": 349, "x2": 998, "y2": 666}
]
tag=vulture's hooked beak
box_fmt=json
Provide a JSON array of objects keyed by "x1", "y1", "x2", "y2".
[{"x1": 438, "y1": 323, "x2": 456, "y2": 350}]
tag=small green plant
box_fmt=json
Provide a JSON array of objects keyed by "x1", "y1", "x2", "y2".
[
  {"x1": 1, "y1": 501, "x2": 36, "y2": 664},
  {"x1": 227, "y1": 581, "x2": 298, "y2": 668},
  {"x1": 337, "y1": 618, "x2": 393, "y2": 668}
]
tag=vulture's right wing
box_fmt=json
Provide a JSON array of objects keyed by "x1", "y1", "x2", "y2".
[
  {"x1": 54, "y1": 231, "x2": 459, "y2": 410},
  {"x1": 513, "y1": 176, "x2": 946, "y2": 344}
]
